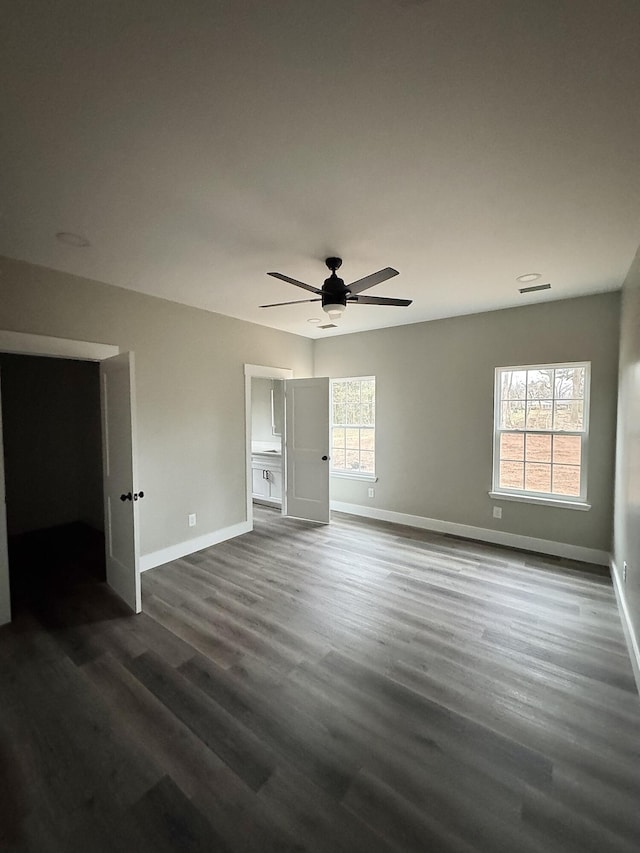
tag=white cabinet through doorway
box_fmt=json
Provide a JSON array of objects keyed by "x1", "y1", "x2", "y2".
[{"x1": 251, "y1": 453, "x2": 282, "y2": 506}]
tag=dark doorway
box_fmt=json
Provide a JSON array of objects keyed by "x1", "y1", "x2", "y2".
[{"x1": 0, "y1": 354, "x2": 105, "y2": 615}]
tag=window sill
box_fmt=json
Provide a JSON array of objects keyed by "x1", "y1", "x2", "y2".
[
  {"x1": 488, "y1": 491, "x2": 591, "y2": 511},
  {"x1": 331, "y1": 472, "x2": 378, "y2": 482}
]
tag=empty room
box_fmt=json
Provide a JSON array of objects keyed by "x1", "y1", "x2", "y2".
[{"x1": 1, "y1": 2, "x2": 640, "y2": 852}]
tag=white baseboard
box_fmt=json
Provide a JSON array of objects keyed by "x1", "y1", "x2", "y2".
[
  {"x1": 610, "y1": 559, "x2": 640, "y2": 696},
  {"x1": 330, "y1": 501, "x2": 610, "y2": 566},
  {"x1": 140, "y1": 520, "x2": 252, "y2": 572}
]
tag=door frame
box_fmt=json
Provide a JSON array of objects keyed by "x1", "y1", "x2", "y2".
[
  {"x1": 244, "y1": 364, "x2": 293, "y2": 530},
  {"x1": 0, "y1": 330, "x2": 120, "y2": 625}
]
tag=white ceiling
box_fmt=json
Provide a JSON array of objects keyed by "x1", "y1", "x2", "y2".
[{"x1": 2, "y1": 0, "x2": 640, "y2": 338}]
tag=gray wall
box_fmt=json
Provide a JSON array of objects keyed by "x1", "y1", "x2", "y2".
[
  {"x1": 315, "y1": 292, "x2": 620, "y2": 553},
  {"x1": 0, "y1": 255, "x2": 314, "y2": 560},
  {"x1": 613, "y1": 246, "x2": 640, "y2": 667},
  {"x1": 0, "y1": 354, "x2": 103, "y2": 535}
]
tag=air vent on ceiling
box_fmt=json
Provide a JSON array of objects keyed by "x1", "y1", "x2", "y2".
[
  {"x1": 319, "y1": 323, "x2": 337, "y2": 329},
  {"x1": 519, "y1": 282, "x2": 551, "y2": 294}
]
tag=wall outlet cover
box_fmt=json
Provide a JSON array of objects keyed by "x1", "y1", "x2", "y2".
[
  {"x1": 493, "y1": 506, "x2": 502, "y2": 519},
  {"x1": 188, "y1": 513, "x2": 197, "y2": 527},
  {"x1": 368, "y1": 487, "x2": 375, "y2": 498}
]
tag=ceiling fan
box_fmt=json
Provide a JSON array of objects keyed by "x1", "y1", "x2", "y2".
[{"x1": 260, "y1": 257, "x2": 412, "y2": 321}]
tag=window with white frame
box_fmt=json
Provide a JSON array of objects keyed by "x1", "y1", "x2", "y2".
[
  {"x1": 492, "y1": 362, "x2": 590, "y2": 503},
  {"x1": 331, "y1": 377, "x2": 375, "y2": 476}
]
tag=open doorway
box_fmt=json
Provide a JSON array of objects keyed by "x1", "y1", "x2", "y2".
[
  {"x1": 244, "y1": 365, "x2": 331, "y2": 528},
  {"x1": 0, "y1": 354, "x2": 105, "y2": 616},
  {"x1": 0, "y1": 332, "x2": 140, "y2": 626},
  {"x1": 244, "y1": 364, "x2": 293, "y2": 529},
  {"x1": 250, "y1": 377, "x2": 285, "y2": 509}
]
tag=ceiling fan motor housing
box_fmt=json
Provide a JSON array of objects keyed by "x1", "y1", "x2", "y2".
[
  {"x1": 323, "y1": 258, "x2": 348, "y2": 307},
  {"x1": 322, "y1": 273, "x2": 348, "y2": 308}
]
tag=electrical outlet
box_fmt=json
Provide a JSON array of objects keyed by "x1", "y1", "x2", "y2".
[
  {"x1": 368, "y1": 487, "x2": 375, "y2": 498},
  {"x1": 493, "y1": 506, "x2": 502, "y2": 519},
  {"x1": 188, "y1": 513, "x2": 197, "y2": 528},
  {"x1": 623, "y1": 561, "x2": 628, "y2": 582}
]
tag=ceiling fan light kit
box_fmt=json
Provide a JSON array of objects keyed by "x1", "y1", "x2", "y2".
[
  {"x1": 323, "y1": 302, "x2": 346, "y2": 320},
  {"x1": 261, "y1": 257, "x2": 412, "y2": 320}
]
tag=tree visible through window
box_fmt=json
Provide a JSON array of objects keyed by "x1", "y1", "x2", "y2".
[
  {"x1": 493, "y1": 363, "x2": 589, "y2": 501},
  {"x1": 331, "y1": 377, "x2": 375, "y2": 475}
]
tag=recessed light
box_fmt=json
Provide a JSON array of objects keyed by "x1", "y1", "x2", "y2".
[
  {"x1": 56, "y1": 231, "x2": 91, "y2": 248},
  {"x1": 516, "y1": 273, "x2": 541, "y2": 283},
  {"x1": 307, "y1": 318, "x2": 321, "y2": 325}
]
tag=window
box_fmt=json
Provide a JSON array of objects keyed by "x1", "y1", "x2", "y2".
[
  {"x1": 331, "y1": 377, "x2": 375, "y2": 477},
  {"x1": 492, "y1": 362, "x2": 590, "y2": 506}
]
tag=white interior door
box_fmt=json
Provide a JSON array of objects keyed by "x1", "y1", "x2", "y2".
[
  {"x1": 284, "y1": 377, "x2": 330, "y2": 523},
  {"x1": 0, "y1": 371, "x2": 11, "y2": 626},
  {"x1": 100, "y1": 352, "x2": 141, "y2": 613}
]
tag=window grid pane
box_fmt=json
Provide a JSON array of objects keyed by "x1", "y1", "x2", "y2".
[
  {"x1": 524, "y1": 462, "x2": 551, "y2": 493},
  {"x1": 500, "y1": 433, "x2": 524, "y2": 461},
  {"x1": 551, "y1": 464, "x2": 581, "y2": 496},
  {"x1": 525, "y1": 433, "x2": 551, "y2": 463},
  {"x1": 331, "y1": 447, "x2": 346, "y2": 470},
  {"x1": 500, "y1": 461, "x2": 524, "y2": 490}
]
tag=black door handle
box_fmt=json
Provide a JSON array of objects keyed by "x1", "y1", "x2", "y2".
[
  {"x1": 321, "y1": 455, "x2": 328, "y2": 461},
  {"x1": 120, "y1": 492, "x2": 132, "y2": 502},
  {"x1": 133, "y1": 491, "x2": 145, "y2": 501}
]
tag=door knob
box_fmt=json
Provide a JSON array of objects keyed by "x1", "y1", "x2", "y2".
[
  {"x1": 120, "y1": 492, "x2": 132, "y2": 502},
  {"x1": 321, "y1": 455, "x2": 328, "y2": 461}
]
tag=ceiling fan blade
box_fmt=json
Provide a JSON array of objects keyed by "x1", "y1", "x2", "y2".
[
  {"x1": 267, "y1": 272, "x2": 322, "y2": 294},
  {"x1": 346, "y1": 267, "x2": 399, "y2": 295},
  {"x1": 348, "y1": 295, "x2": 412, "y2": 306},
  {"x1": 260, "y1": 298, "x2": 322, "y2": 308}
]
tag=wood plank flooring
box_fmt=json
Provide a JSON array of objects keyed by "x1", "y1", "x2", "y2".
[{"x1": 1, "y1": 506, "x2": 639, "y2": 852}]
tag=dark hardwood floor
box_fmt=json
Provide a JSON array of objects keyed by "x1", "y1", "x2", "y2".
[{"x1": 1, "y1": 506, "x2": 639, "y2": 852}]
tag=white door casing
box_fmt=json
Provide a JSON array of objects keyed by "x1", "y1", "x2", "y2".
[
  {"x1": 100, "y1": 352, "x2": 141, "y2": 613},
  {"x1": 285, "y1": 377, "x2": 330, "y2": 523},
  {"x1": 0, "y1": 370, "x2": 11, "y2": 626}
]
